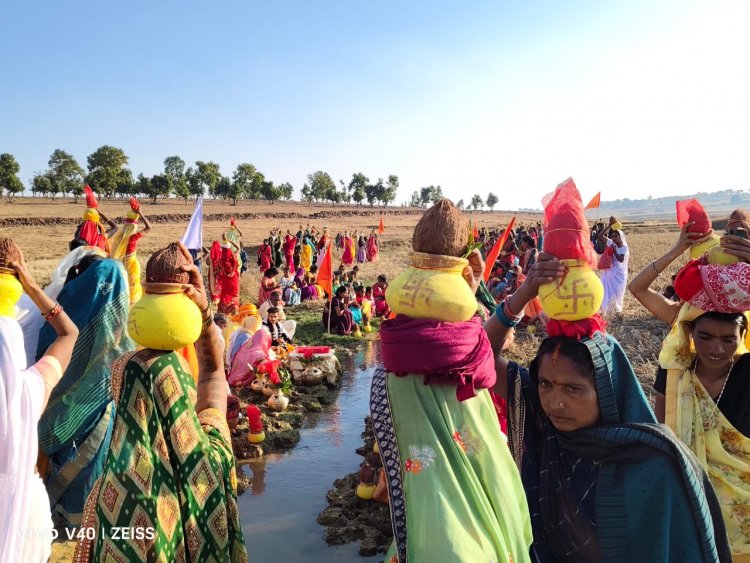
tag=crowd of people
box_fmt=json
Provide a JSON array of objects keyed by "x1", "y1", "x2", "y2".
[{"x1": 1, "y1": 182, "x2": 749, "y2": 562}]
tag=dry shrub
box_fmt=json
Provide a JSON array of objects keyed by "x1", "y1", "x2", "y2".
[{"x1": 412, "y1": 199, "x2": 468, "y2": 257}]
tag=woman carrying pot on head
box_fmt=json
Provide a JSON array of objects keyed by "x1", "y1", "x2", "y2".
[
  {"x1": 108, "y1": 197, "x2": 151, "y2": 304},
  {"x1": 74, "y1": 242, "x2": 248, "y2": 562},
  {"x1": 597, "y1": 226, "x2": 629, "y2": 316},
  {"x1": 485, "y1": 253, "x2": 731, "y2": 563}
]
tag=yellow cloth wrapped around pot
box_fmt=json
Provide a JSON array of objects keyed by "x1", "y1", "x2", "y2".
[
  {"x1": 538, "y1": 259, "x2": 604, "y2": 321},
  {"x1": 388, "y1": 252, "x2": 476, "y2": 322},
  {"x1": 128, "y1": 290, "x2": 202, "y2": 350},
  {"x1": 82, "y1": 208, "x2": 99, "y2": 223},
  {"x1": 689, "y1": 233, "x2": 720, "y2": 260},
  {"x1": 708, "y1": 245, "x2": 740, "y2": 266},
  {"x1": 0, "y1": 271, "x2": 22, "y2": 317}
]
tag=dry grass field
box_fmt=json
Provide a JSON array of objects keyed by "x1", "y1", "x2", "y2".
[{"x1": 2, "y1": 196, "x2": 687, "y2": 399}]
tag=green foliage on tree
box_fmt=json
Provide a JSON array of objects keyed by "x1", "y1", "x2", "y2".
[
  {"x1": 409, "y1": 191, "x2": 421, "y2": 207},
  {"x1": 0, "y1": 154, "x2": 24, "y2": 202},
  {"x1": 381, "y1": 175, "x2": 398, "y2": 207},
  {"x1": 215, "y1": 176, "x2": 231, "y2": 200},
  {"x1": 418, "y1": 185, "x2": 443, "y2": 206},
  {"x1": 364, "y1": 178, "x2": 384, "y2": 207},
  {"x1": 116, "y1": 169, "x2": 134, "y2": 198},
  {"x1": 231, "y1": 164, "x2": 258, "y2": 205},
  {"x1": 457, "y1": 199, "x2": 465, "y2": 210},
  {"x1": 48, "y1": 149, "x2": 85, "y2": 200},
  {"x1": 306, "y1": 171, "x2": 336, "y2": 204},
  {"x1": 164, "y1": 155, "x2": 189, "y2": 202},
  {"x1": 261, "y1": 180, "x2": 281, "y2": 203},
  {"x1": 86, "y1": 145, "x2": 130, "y2": 198},
  {"x1": 31, "y1": 173, "x2": 52, "y2": 199},
  {"x1": 185, "y1": 167, "x2": 204, "y2": 199},
  {"x1": 277, "y1": 182, "x2": 294, "y2": 201},
  {"x1": 349, "y1": 172, "x2": 369, "y2": 206},
  {"x1": 195, "y1": 161, "x2": 220, "y2": 198},
  {"x1": 249, "y1": 169, "x2": 265, "y2": 200},
  {"x1": 486, "y1": 192, "x2": 498, "y2": 211},
  {"x1": 148, "y1": 174, "x2": 171, "y2": 203},
  {"x1": 470, "y1": 194, "x2": 483, "y2": 210},
  {"x1": 135, "y1": 174, "x2": 151, "y2": 199}
]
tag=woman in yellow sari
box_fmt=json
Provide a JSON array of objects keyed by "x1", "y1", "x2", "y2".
[
  {"x1": 108, "y1": 198, "x2": 151, "y2": 304},
  {"x1": 629, "y1": 214, "x2": 750, "y2": 558}
]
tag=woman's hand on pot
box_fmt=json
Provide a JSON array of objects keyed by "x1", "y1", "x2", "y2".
[
  {"x1": 462, "y1": 249, "x2": 485, "y2": 294},
  {"x1": 8, "y1": 254, "x2": 40, "y2": 295},
  {"x1": 518, "y1": 253, "x2": 565, "y2": 297},
  {"x1": 176, "y1": 241, "x2": 210, "y2": 311}
]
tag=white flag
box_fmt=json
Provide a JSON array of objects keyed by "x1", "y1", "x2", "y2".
[{"x1": 181, "y1": 197, "x2": 203, "y2": 250}]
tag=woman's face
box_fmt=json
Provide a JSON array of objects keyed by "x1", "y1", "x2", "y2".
[
  {"x1": 692, "y1": 317, "x2": 744, "y2": 368},
  {"x1": 537, "y1": 353, "x2": 600, "y2": 432}
]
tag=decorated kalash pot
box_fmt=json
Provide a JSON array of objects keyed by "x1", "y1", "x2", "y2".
[
  {"x1": 127, "y1": 243, "x2": 202, "y2": 350},
  {"x1": 538, "y1": 178, "x2": 604, "y2": 322},
  {"x1": 0, "y1": 237, "x2": 23, "y2": 318},
  {"x1": 246, "y1": 404, "x2": 266, "y2": 443},
  {"x1": 675, "y1": 198, "x2": 725, "y2": 261},
  {"x1": 387, "y1": 200, "x2": 478, "y2": 322}
]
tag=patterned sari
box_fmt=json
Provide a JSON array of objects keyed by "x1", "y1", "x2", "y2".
[
  {"x1": 37, "y1": 258, "x2": 134, "y2": 528},
  {"x1": 661, "y1": 302, "x2": 750, "y2": 560},
  {"x1": 75, "y1": 350, "x2": 248, "y2": 562}
]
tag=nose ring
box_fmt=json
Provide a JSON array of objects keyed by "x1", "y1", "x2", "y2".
[{"x1": 558, "y1": 402, "x2": 564, "y2": 408}]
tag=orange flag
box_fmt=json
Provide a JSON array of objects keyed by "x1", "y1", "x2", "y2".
[
  {"x1": 584, "y1": 192, "x2": 601, "y2": 210},
  {"x1": 483, "y1": 217, "x2": 516, "y2": 282},
  {"x1": 378, "y1": 216, "x2": 384, "y2": 234},
  {"x1": 317, "y1": 245, "x2": 334, "y2": 300},
  {"x1": 472, "y1": 219, "x2": 479, "y2": 239}
]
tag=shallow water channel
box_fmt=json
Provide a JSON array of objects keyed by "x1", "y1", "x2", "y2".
[{"x1": 238, "y1": 341, "x2": 382, "y2": 563}]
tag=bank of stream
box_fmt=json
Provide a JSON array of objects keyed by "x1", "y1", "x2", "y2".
[{"x1": 236, "y1": 340, "x2": 382, "y2": 562}]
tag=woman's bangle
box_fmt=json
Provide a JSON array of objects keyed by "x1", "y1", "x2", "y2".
[
  {"x1": 200, "y1": 305, "x2": 213, "y2": 334},
  {"x1": 504, "y1": 295, "x2": 523, "y2": 319},
  {"x1": 651, "y1": 261, "x2": 660, "y2": 276},
  {"x1": 42, "y1": 303, "x2": 63, "y2": 321},
  {"x1": 495, "y1": 299, "x2": 522, "y2": 329}
]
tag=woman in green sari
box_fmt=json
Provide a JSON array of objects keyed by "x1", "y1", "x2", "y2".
[{"x1": 75, "y1": 243, "x2": 247, "y2": 562}]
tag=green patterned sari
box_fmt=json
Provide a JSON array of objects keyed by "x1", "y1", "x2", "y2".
[{"x1": 75, "y1": 350, "x2": 248, "y2": 562}]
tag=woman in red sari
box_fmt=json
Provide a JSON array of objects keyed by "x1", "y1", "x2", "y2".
[
  {"x1": 258, "y1": 239, "x2": 273, "y2": 272},
  {"x1": 341, "y1": 231, "x2": 355, "y2": 266},
  {"x1": 372, "y1": 274, "x2": 390, "y2": 317},
  {"x1": 283, "y1": 231, "x2": 297, "y2": 271},
  {"x1": 259, "y1": 267, "x2": 280, "y2": 304},
  {"x1": 367, "y1": 231, "x2": 379, "y2": 262},
  {"x1": 211, "y1": 238, "x2": 240, "y2": 314}
]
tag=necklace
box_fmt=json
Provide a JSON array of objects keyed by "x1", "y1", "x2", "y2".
[{"x1": 697, "y1": 357, "x2": 735, "y2": 427}]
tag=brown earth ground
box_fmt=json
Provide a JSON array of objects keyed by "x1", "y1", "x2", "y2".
[{"x1": 2, "y1": 197, "x2": 694, "y2": 560}]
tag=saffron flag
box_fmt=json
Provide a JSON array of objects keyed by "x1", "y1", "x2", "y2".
[
  {"x1": 180, "y1": 197, "x2": 203, "y2": 251},
  {"x1": 584, "y1": 192, "x2": 601, "y2": 210},
  {"x1": 483, "y1": 217, "x2": 516, "y2": 282},
  {"x1": 317, "y1": 245, "x2": 334, "y2": 300},
  {"x1": 378, "y1": 216, "x2": 384, "y2": 234},
  {"x1": 472, "y1": 222, "x2": 479, "y2": 239}
]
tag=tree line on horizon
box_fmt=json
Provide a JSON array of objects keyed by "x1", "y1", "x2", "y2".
[{"x1": 0, "y1": 147, "x2": 407, "y2": 208}]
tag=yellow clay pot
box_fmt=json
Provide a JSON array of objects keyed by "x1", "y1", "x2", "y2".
[
  {"x1": 388, "y1": 252, "x2": 476, "y2": 322},
  {"x1": 538, "y1": 259, "x2": 604, "y2": 321},
  {"x1": 248, "y1": 431, "x2": 266, "y2": 444},
  {"x1": 356, "y1": 482, "x2": 376, "y2": 501},
  {"x1": 128, "y1": 292, "x2": 201, "y2": 350},
  {"x1": 0, "y1": 272, "x2": 22, "y2": 318},
  {"x1": 708, "y1": 245, "x2": 740, "y2": 266},
  {"x1": 689, "y1": 234, "x2": 720, "y2": 259}
]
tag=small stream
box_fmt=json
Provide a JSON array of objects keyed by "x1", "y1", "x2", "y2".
[{"x1": 238, "y1": 341, "x2": 382, "y2": 563}]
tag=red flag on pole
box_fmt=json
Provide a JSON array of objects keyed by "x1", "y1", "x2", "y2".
[
  {"x1": 483, "y1": 217, "x2": 516, "y2": 282},
  {"x1": 584, "y1": 192, "x2": 601, "y2": 210},
  {"x1": 472, "y1": 219, "x2": 479, "y2": 240},
  {"x1": 317, "y1": 245, "x2": 334, "y2": 300},
  {"x1": 378, "y1": 216, "x2": 384, "y2": 234}
]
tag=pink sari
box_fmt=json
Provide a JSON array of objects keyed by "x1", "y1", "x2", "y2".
[{"x1": 228, "y1": 329, "x2": 272, "y2": 386}]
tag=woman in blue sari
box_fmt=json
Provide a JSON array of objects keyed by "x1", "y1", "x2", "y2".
[
  {"x1": 37, "y1": 256, "x2": 134, "y2": 528},
  {"x1": 487, "y1": 253, "x2": 731, "y2": 563}
]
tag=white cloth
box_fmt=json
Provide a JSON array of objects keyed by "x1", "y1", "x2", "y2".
[
  {"x1": 599, "y1": 235, "x2": 629, "y2": 314},
  {"x1": 0, "y1": 317, "x2": 53, "y2": 562},
  {"x1": 15, "y1": 246, "x2": 106, "y2": 366},
  {"x1": 180, "y1": 196, "x2": 203, "y2": 251}
]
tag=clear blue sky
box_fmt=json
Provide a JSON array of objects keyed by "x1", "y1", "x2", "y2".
[{"x1": 2, "y1": 0, "x2": 748, "y2": 207}]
